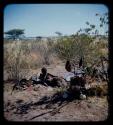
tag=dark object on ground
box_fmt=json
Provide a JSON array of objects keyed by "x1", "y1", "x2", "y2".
[
  {"x1": 19, "y1": 78, "x2": 29, "y2": 86},
  {"x1": 70, "y1": 76, "x2": 86, "y2": 87},
  {"x1": 87, "y1": 84, "x2": 108, "y2": 97},
  {"x1": 68, "y1": 76, "x2": 87, "y2": 99},
  {"x1": 11, "y1": 78, "x2": 32, "y2": 94}
]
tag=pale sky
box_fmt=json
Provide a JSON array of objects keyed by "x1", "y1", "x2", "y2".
[{"x1": 4, "y1": 4, "x2": 108, "y2": 37}]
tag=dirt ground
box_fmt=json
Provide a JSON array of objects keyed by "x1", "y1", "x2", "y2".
[{"x1": 3, "y1": 64, "x2": 108, "y2": 121}]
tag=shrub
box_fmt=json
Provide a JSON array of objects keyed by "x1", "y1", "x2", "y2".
[{"x1": 54, "y1": 34, "x2": 108, "y2": 67}]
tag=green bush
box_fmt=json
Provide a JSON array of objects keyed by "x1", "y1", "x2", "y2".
[{"x1": 54, "y1": 34, "x2": 107, "y2": 67}]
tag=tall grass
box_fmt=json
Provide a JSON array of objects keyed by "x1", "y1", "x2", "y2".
[
  {"x1": 4, "y1": 40, "x2": 57, "y2": 80},
  {"x1": 4, "y1": 36, "x2": 108, "y2": 81}
]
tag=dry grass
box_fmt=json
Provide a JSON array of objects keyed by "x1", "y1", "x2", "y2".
[{"x1": 4, "y1": 40, "x2": 59, "y2": 80}]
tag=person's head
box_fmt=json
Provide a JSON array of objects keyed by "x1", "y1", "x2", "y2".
[
  {"x1": 65, "y1": 60, "x2": 72, "y2": 72},
  {"x1": 41, "y1": 67, "x2": 47, "y2": 74},
  {"x1": 66, "y1": 60, "x2": 70, "y2": 64}
]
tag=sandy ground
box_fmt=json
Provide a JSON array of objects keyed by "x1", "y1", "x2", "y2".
[{"x1": 3, "y1": 64, "x2": 108, "y2": 121}]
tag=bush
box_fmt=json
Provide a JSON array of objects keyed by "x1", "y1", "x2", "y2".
[
  {"x1": 54, "y1": 34, "x2": 108, "y2": 67},
  {"x1": 87, "y1": 84, "x2": 108, "y2": 97}
]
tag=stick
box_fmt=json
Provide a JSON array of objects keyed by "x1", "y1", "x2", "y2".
[
  {"x1": 29, "y1": 101, "x2": 70, "y2": 120},
  {"x1": 11, "y1": 83, "x2": 17, "y2": 95}
]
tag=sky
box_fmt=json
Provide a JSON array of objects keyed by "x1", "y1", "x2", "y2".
[{"x1": 4, "y1": 4, "x2": 108, "y2": 37}]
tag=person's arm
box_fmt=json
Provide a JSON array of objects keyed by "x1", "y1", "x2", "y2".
[{"x1": 48, "y1": 73, "x2": 57, "y2": 78}]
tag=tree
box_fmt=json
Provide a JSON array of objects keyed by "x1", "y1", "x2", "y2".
[
  {"x1": 95, "y1": 12, "x2": 108, "y2": 36},
  {"x1": 85, "y1": 12, "x2": 108, "y2": 37},
  {"x1": 36, "y1": 36, "x2": 42, "y2": 41},
  {"x1": 4, "y1": 29, "x2": 25, "y2": 40},
  {"x1": 55, "y1": 31, "x2": 63, "y2": 36}
]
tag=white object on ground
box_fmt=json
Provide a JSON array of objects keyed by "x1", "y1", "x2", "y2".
[
  {"x1": 80, "y1": 94, "x2": 86, "y2": 100},
  {"x1": 63, "y1": 72, "x2": 75, "y2": 82},
  {"x1": 63, "y1": 69, "x2": 85, "y2": 82},
  {"x1": 31, "y1": 74, "x2": 40, "y2": 81}
]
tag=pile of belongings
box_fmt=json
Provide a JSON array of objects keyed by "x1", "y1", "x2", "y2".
[
  {"x1": 29, "y1": 67, "x2": 67, "y2": 87},
  {"x1": 62, "y1": 68, "x2": 87, "y2": 100},
  {"x1": 63, "y1": 68, "x2": 85, "y2": 82}
]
